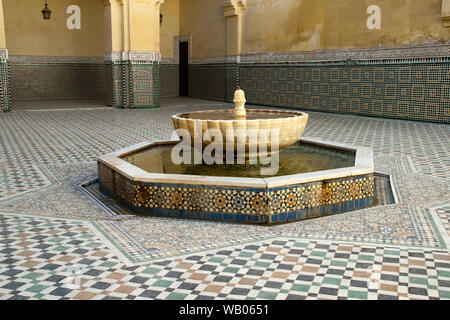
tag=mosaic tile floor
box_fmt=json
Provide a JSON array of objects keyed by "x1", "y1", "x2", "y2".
[{"x1": 0, "y1": 99, "x2": 449, "y2": 300}]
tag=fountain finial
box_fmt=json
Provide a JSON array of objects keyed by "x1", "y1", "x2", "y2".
[{"x1": 233, "y1": 86, "x2": 246, "y2": 119}]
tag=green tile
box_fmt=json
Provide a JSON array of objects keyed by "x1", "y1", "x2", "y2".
[
  {"x1": 153, "y1": 280, "x2": 172, "y2": 288},
  {"x1": 26, "y1": 284, "x2": 47, "y2": 293},
  {"x1": 23, "y1": 272, "x2": 44, "y2": 280},
  {"x1": 166, "y1": 292, "x2": 187, "y2": 300},
  {"x1": 291, "y1": 284, "x2": 310, "y2": 292},
  {"x1": 223, "y1": 267, "x2": 240, "y2": 274},
  {"x1": 437, "y1": 270, "x2": 450, "y2": 278},
  {"x1": 34, "y1": 293, "x2": 45, "y2": 299},
  {"x1": 255, "y1": 261, "x2": 271, "y2": 268},
  {"x1": 209, "y1": 257, "x2": 225, "y2": 263},
  {"x1": 142, "y1": 267, "x2": 161, "y2": 275},
  {"x1": 438, "y1": 290, "x2": 450, "y2": 299},
  {"x1": 238, "y1": 251, "x2": 254, "y2": 258},
  {"x1": 257, "y1": 291, "x2": 278, "y2": 300},
  {"x1": 322, "y1": 277, "x2": 341, "y2": 286},
  {"x1": 358, "y1": 255, "x2": 374, "y2": 261},
  {"x1": 348, "y1": 290, "x2": 367, "y2": 300},
  {"x1": 293, "y1": 242, "x2": 308, "y2": 248},
  {"x1": 330, "y1": 260, "x2": 347, "y2": 267},
  {"x1": 311, "y1": 251, "x2": 326, "y2": 258},
  {"x1": 53, "y1": 245, "x2": 69, "y2": 252},
  {"x1": 384, "y1": 250, "x2": 400, "y2": 256},
  {"x1": 100, "y1": 261, "x2": 118, "y2": 268},
  {"x1": 409, "y1": 277, "x2": 428, "y2": 286}
]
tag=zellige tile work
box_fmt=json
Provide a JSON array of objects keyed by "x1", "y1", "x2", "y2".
[
  {"x1": 240, "y1": 60, "x2": 450, "y2": 123},
  {"x1": 0, "y1": 100, "x2": 449, "y2": 300},
  {"x1": 189, "y1": 46, "x2": 450, "y2": 123}
]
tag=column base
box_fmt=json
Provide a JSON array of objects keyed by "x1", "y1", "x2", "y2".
[{"x1": 105, "y1": 52, "x2": 161, "y2": 109}]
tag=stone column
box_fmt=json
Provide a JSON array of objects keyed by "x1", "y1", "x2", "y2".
[
  {"x1": 0, "y1": 0, "x2": 11, "y2": 112},
  {"x1": 104, "y1": 0, "x2": 164, "y2": 108},
  {"x1": 222, "y1": 0, "x2": 246, "y2": 102}
]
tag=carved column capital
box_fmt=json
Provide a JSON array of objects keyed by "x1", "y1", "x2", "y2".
[{"x1": 222, "y1": 0, "x2": 246, "y2": 17}]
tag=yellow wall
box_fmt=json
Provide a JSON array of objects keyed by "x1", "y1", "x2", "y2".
[
  {"x1": 243, "y1": 0, "x2": 450, "y2": 54},
  {"x1": 160, "y1": 0, "x2": 179, "y2": 59},
  {"x1": 179, "y1": 0, "x2": 226, "y2": 58},
  {"x1": 4, "y1": 0, "x2": 105, "y2": 57},
  {"x1": 2, "y1": 0, "x2": 449, "y2": 58},
  {"x1": 322, "y1": 0, "x2": 450, "y2": 49},
  {"x1": 0, "y1": 0, "x2": 6, "y2": 48},
  {"x1": 243, "y1": 0, "x2": 323, "y2": 53}
]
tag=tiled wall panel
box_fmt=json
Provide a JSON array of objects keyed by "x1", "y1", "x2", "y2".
[
  {"x1": 105, "y1": 61, "x2": 161, "y2": 108},
  {"x1": 10, "y1": 63, "x2": 105, "y2": 101},
  {"x1": 0, "y1": 59, "x2": 11, "y2": 111},
  {"x1": 240, "y1": 62, "x2": 450, "y2": 123},
  {"x1": 161, "y1": 64, "x2": 179, "y2": 98},
  {"x1": 189, "y1": 61, "x2": 450, "y2": 123},
  {"x1": 189, "y1": 64, "x2": 237, "y2": 102}
]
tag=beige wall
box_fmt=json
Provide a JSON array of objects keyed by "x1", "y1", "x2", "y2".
[
  {"x1": 160, "y1": 0, "x2": 179, "y2": 59},
  {"x1": 322, "y1": 0, "x2": 450, "y2": 49},
  {"x1": 243, "y1": 0, "x2": 450, "y2": 54},
  {"x1": 243, "y1": 0, "x2": 323, "y2": 53},
  {"x1": 4, "y1": 0, "x2": 105, "y2": 57},
  {"x1": 179, "y1": 0, "x2": 226, "y2": 58},
  {"x1": 2, "y1": 0, "x2": 449, "y2": 58}
]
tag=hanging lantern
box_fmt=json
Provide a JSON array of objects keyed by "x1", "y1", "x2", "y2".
[
  {"x1": 42, "y1": 2, "x2": 52, "y2": 20},
  {"x1": 160, "y1": 12, "x2": 163, "y2": 26}
]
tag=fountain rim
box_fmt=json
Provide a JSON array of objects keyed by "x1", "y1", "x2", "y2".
[
  {"x1": 97, "y1": 138, "x2": 374, "y2": 190},
  {"x1": 172, "y1": 109, "x2": 308, "y2": 122}
]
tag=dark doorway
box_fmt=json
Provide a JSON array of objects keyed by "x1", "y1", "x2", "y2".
[{"x1": 179, "y1": 41, "x2": 189, "y2": 96}]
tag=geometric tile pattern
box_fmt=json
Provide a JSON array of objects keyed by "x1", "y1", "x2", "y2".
[
  {"x1": 1, "y1": 218, "x2": 449, "y2": 300},
  {"x1": 435, "y1": 206, "x2": 450, "y2": 240},
  {"x1": 0, "y1": 165, "x2": 50, "y2": 200},
  {"x1": 239, "y1": 62, "x2": 450, "y2": 123},
  {"x1": 0, "y1": 99, "x2": 449, "y2": 299},
  {"x1": 161, "y1": 64, "x2": 179, "y2": 99},
  {"x1": 106, "y1": 61, "x2": 160, "y2": 109},
  {"x1": 9, "y1": 62, "x2": 105, "y2": 101},
  {"x1": 99, "y1": 161, "x2": 374, "y2": 224},
  {"x1": 189, "y1": 64, "x2": 237, "y2": 102}
]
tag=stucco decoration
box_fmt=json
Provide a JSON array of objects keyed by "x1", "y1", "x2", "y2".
[{"x1": 222, "y1": 0, "x2": 246, "y2": 17}]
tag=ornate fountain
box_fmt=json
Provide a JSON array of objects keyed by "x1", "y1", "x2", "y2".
[
  {"x1": 97, "y1": 88, "x2": 375, "y2": 225},
  {"x1": 172, "y1": 88, "x2": 309, "y2": 156}
]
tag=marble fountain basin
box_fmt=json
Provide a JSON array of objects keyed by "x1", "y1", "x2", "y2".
[
  {"x1": 97, "y1": 138, "x2": 375, "y2": 225},
  {"x1": 172, "y1": 109, "x2": 309, "y2": 154}
]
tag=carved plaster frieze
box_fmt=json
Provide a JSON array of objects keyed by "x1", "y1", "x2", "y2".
[
  {"x1": 105, "y1": 51, "x2": 161, "y2": 62},
  {"x1": 0, "y1": 49, "x2": 8, "y2": 60},
  {"x1": 222, "y1": 0, "x2": 246, "y2": 17},
  {"x1": 238, "y1": 43, "x2": 450, "y2": 64}
]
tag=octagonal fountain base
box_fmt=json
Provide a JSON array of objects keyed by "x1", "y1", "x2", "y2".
[{"x1": 97, "y1": 138, "x2": 374, "y2": 225}]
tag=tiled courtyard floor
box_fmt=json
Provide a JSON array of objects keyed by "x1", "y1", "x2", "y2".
[{"x1": 0, "y1": 99, "x2": 449, "y2": 300}]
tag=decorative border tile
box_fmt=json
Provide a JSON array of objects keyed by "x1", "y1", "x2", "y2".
[{"x1": 97, "y1": 138, "x2": 374, "y2": 224}]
